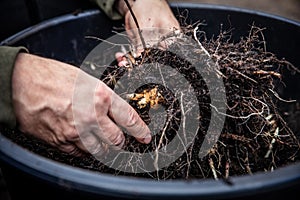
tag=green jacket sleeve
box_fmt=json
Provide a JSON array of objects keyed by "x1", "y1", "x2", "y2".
[
  {"x1": 91, "y1": 0, "x2": 123, "y2": 20},
  {"x1": 0, "y1": 46, "x2": 28, "y2": 128}
]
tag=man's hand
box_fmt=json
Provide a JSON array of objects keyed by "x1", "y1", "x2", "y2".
[
  {"x1": 12, "y1": 53, "x2": 151, "y2": 156},
  {"x1": 117, "y1": 0, "x2": 181, "y2": 52}
]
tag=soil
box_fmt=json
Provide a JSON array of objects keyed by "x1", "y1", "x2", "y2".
[{"x1": 1, "y1": 25, "x2": 300, "y2": 181}]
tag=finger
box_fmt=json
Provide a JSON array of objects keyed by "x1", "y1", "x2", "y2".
[
  {"x1": 125, "y1": 28, "x2": 145, "y2": 55},
  {"x1": 115, "y1": 52, "x2": 125, "y2": 62},
  {"x1": 58, "y1": 143, "x2": 85, "y2": 157},
  {"x1": 93, "y1": 116, "x2": 125, "y2": 149},
  {"x1": 115, "y1": 52, "x2": 128, "y2": 67},
  {"x1": 74, "y1": 128, "x2": 118, "y2": 158},
  {"x1": 109, "y1": 93, "x2": 152, "y2": 144},
  {"x1": 93, "y1": 87, "x2": 126, "y2": 148}
]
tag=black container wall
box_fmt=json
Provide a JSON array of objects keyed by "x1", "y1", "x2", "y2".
[
  {"x1": 0, "y1": 3, "x2": 300, "y2": 200},
  {"x1": 0, "y1": 0, "x2": 94, "y2": 41}
]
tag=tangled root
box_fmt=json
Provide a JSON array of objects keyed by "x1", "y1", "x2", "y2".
[{"x1": 4, "y1": 25, "x2": 300, "y2": 181}]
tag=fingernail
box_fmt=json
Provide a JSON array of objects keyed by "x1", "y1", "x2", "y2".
[
  {"x1": 143, "y1": 134, "x2": 152, "y2": 144},
  {"x1": 118, "y1": 60, "x2": 127, "y2": 67},
  {"x1": 115, "y1": 52, "x2": 125, "y2": 61}
]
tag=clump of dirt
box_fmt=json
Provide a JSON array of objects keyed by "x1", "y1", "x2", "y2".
[{"x1": 2, "y1": 25, "x2": 300, "y2": 181}]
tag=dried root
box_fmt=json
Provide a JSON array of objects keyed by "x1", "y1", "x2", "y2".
[
  {"x1": 4, "y1": 24, "x2": 300, "y2": 181},
  {"x1": 97, "y1": 24, "x2": 300, "y2": 180}
]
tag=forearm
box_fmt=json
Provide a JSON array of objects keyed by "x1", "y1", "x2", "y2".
[{"x1": 0, "y1": 46, "x2": 28, "y2": 128}]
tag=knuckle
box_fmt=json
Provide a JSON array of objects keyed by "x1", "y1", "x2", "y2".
[
  {"x1": 79, "y1": 133, "x2": 102, "y2": 155},
  {"x1": 81, "y1": 133, "x2": 97, "y2": 148},
  {"x1": 94, "y1": 86, "x2": 111, "y2": 106},
  {"x1": 126, "y1": 108, "x2": 139, "y2": 128},
  {"x1": 125, "y1": 108, "x2": 150, "y2": 139},
  {"x1": 89, "y1": 142, "x2": 102, "y2": 155},
  {"x1": 93, "y1": 143, "x2": 109, "y2": 157},
  {"x1": 108, "y1": 132, "x2": 124, "y2": 147},
  {"x1": 59, "y1": 144, "x2": 79, "y2": 155},
  {"x1": 64, "y1": 128, "x2": 79, "y2": 141}
]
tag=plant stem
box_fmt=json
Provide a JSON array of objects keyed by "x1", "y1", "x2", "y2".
[{"x1": 123, "y1": 0, "x2": 147, "y2": 50}]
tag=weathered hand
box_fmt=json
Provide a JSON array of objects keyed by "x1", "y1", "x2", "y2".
[
  {"x1": 12, "y1": 53, "x2": 151, "y2": 156},
  {"x1": 115, "y1": 0, "x2": 181, "y2": 66},
  {"x1": 118, "y1": 0, "x2": 180, "y2": 51}
]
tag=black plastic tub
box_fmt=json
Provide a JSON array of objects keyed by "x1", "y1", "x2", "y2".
[{"x1": 1, "y1": 3, "x2": 300, "y2": 200}]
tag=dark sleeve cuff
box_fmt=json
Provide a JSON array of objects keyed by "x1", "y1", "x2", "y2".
[
  {"x1": 0, "y1": 46, "x2": 28, "y2": 128},
  {"x1": 92, "y1": 0, "x2": 123, "y2": 20}
]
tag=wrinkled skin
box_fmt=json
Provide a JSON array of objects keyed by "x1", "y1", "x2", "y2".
[
  {"x1": 116, "y1": 0, "x2": 181, "y2": 66},
  {"x1": 12, "y1": 53, "x2": 151, "y2": 156},
  {"x1": 11, "y1": 0, "x2": 180, "y2": 157},
  {"x1": 124, "y1": 0, "x2": 180, "y2": 49}
]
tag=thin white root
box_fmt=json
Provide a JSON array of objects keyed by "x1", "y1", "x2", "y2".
[
  {"x1": 265, "y1": 127, "x2": 279, "y2": 158},
  {"x1": 209, "y1": 158, "x2": 218, "y2": 180},
  {"x1": 193, "y1": 26, "x2": 210, "y2": 57}
]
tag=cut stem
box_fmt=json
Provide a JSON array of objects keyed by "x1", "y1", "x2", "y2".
[{"x1": 124, "y1": 0, "x2": 147, "y2": 50}]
